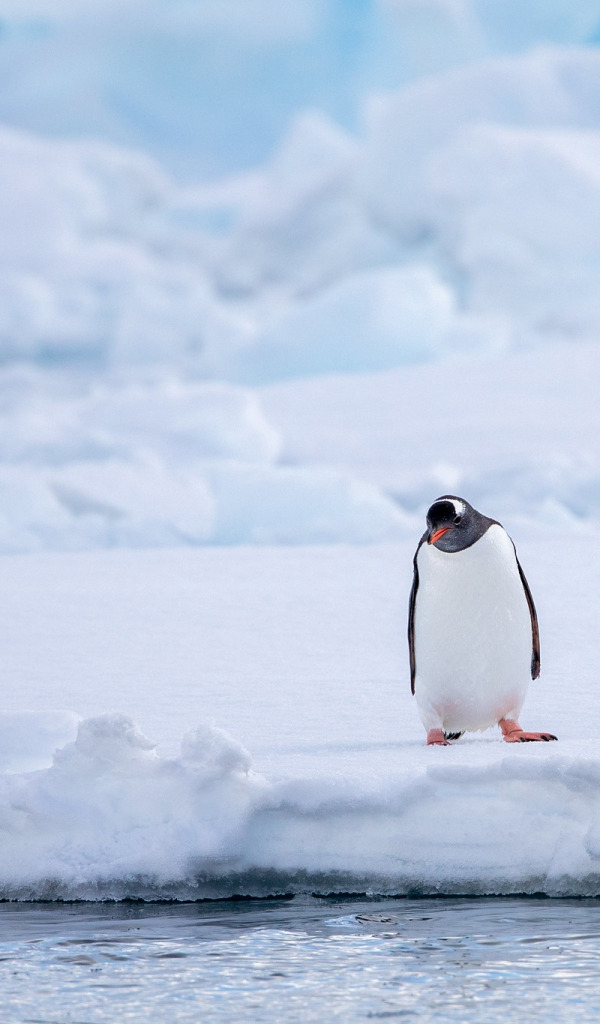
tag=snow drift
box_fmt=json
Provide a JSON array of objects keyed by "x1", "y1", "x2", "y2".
[
  {"x1": 2, "y1": 48, "x2": 600, "y2": 378},
  {"x1": 2, "y1": 711, "x2": 600, "y2": 901}
]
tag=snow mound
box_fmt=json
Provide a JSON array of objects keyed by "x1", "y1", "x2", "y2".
[
  {"x1": 1, "y1": 50, "x2": 600, "y2": 382},
  {"x1": 1, "y1": 712, "x2": 600, "y2": 900},
  {"x1": 208, "y1": 49, "x2": 600, "y2": 377},
  {"x1": 0, "y1": 459, "x2": 407, "y2": 552},
  {"x1": 0, "y1": 127, "x2": 247, "y2": 369},
  {"x1": 361, "y1": 47, "x2": 600, "y2": 235},
  {"x1": 0, "y1": 369, "x2": 407, "y2": 550},
  {"x1": 0, "y1": 714, "x2": 262, "y2": 900},
  {"x1": 204, "y1": 463, "x2": 409, "y2": 545},
  {"x1": 210, "y1": 111, "x2": 393, "y2": 302},
  {"x1": 218, "y1": 266, "x2": 468, "y2": 385},
  {"x1": 181, "y1": 724, "x2": 252, "y2": 778},
  {"x1": 261, "y1": 339, "x2": 600, "y2": 527},
  {"x1": 359, "y1": 47, "x2": 600, "y2": 346},
  {"x1": 0, "y1": 375, "x2": 280, "y2": 466},
  {"x1": 2, "y1": 1, "x2": 600, "y2": 178},
  {"x1": 428, "y1": 125, "x2": 600, "y2": 340}
]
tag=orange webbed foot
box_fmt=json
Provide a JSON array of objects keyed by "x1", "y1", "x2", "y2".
[
  {"x1": 426, "y1": 728, "x2": 450, "y2": 746},
  {"x1": 500, "y1": 719, "x2": 557, "y2": 743}
]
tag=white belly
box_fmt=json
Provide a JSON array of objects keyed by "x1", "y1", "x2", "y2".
[{"x1": 413, "y1": 524, "x2": 533, "y2": 733}]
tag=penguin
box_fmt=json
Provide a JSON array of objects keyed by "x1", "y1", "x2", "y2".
[{"x1": 408, "y1": 496, "x2": 557, "y2": 746}]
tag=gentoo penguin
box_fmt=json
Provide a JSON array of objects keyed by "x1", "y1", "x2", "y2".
[{"x1": 408, "y1": 496, "x2": 557, "y2": 746}]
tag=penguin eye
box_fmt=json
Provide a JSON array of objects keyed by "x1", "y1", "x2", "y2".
[{"x1": 453, "y1": 515, "x2": 462, "y2": 525}]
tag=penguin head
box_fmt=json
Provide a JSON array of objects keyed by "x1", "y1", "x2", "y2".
[{"x1": 425, "y1": 496, "x2": 493, "y2": 552}]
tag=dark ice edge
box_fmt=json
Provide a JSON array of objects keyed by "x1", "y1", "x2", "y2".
[{"x1": 2, "y1": 869, "x2": 600, "y2": 902}]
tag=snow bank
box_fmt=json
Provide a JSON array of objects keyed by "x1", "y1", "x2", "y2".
[
  {"x1": 0, "y1": 369, "x2": 407, "y2": 550},
  {"x1": 204, "y1": 463, "x2": 408, "y2": 545},
  {"x1": 0, "y1": 454, "x2": 406, "y2": 552},
  {"x1": 0, "y1": 537, "x2": 594, "y2": 900},
  {"x1": 0, "y1": 1, "x2": 326, "y2": 178},
  {"x1": 361, "y1": 47, "x2": 600, "y2": 233},
  {"x1": 359, "y1": 47, "x2": 600, "y2": 346},
  {"x1": 2, "y1": 711, "x2": 600, "y2": 900},
  {"x1": 3, "y1": 49, "x2": 600, "y2": 382},
  {"x1": 0, "y1": 375, "x2": 280, "y2": 466},
  {"x1": 0, "y1": 715, "x2": 262, "y2": 899},
  {"x1": 261, "y1": 339, "x2": 600, "y2": 528},
  {"x1": 40, "y1": 459, "x2": 404, "y2": 549},
  {"x1": 211, "y1": 48, "x2": 600, "y2": 374},
  {"x1": 218, "y1": 266, "x2": 463, "y2": 384},
  {"x1": 209, "y1": 111, "x2": 393, "y2": 301},
  {"x1": 0, "y1": 80, "x2": 599, "y2": 547},
  {"x1": 0, "y1": 113, "x2": 487, "y2": 385},
  {"x1": 3, "y1": 332, "x2": 599, "y2": 549},
  {"x1": 0, "y1": 127, "x2": 248, "y2": 369},
  {"x1": 428, "y1": 125, "x2": 600, "y2": 339}
]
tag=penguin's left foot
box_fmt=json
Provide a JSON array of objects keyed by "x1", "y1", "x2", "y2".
[
  {"x1": 499, "y1": 719, "x2": 557, "y2": 743},
  {"x1": 503, "y1": 730, "x2": 557, "y2": 742}
]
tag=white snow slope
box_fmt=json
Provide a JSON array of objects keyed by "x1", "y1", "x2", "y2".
[{"x1": 0, "y1": 535, "x2": 597, "y2": 900}]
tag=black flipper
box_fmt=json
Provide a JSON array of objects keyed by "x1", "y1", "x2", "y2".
[
  {"x1": 515, "y1": 552, "x2": 541, "y2": 680},
  {"x1": 408, "y1": 534, "x2": 426, "y2": 695}
]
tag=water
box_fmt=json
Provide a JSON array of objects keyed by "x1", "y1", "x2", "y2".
[{"x1": 2, "y1": 897, "x2": 600, "y2": 1023}]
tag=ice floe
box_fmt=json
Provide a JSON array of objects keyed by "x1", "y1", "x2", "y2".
[
  {"x1": 1, "y1": 710, "x2": 599, "y2": 901},
  {"x1": 0, "y1": 538, "x2": 595, "y2": 900}
]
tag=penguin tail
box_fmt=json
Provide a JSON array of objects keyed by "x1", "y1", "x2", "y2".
[{"x1": 443, "y1": 732, "x2": 463, "y2": 742}]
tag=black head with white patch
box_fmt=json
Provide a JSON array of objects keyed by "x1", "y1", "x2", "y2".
[{"x1": 425, "y1": 496, "x2": 495, "y2": 552}]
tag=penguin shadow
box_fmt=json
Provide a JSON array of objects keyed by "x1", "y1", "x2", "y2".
[
  {"x1": 399, "y1": 730, "x2": 505, "y2": 749},
  {"x1": 412, "y1": 731, "x2": 557, "y2": 748}
]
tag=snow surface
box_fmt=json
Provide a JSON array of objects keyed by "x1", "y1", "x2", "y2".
[
  {"x1": 261, "y1": 340, "x2": 600, "y2": 528},
  {"x1": 0, "y1": 535, "x2": 597, "y2": 900},
  {"x1": 0, "y1": 1, "x2": 599, "y2": 900}
]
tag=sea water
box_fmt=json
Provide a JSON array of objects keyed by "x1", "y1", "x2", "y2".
[{"x1": 2, "y1": 897, "x2": 600, "y2": 1022}]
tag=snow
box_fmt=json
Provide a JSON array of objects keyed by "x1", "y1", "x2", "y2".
[
  {"x1": 261, "y1": 340, "x2": 600, "y2": 526},
  {"x1": 4, "y1": 49, "x2": 600, "y2": 382},
  {"x1": 0, "y1": 369, "x2": 407, "y2": 550},
  {"x1": 2, "y1": 1, "x2": 599, "y2": 179},
  {"x1": 0, "y1": 46, "x2": 600, "y2": 398},
  {"x1": 0, "y1": 126, "x2": 249, "y2": 368},
  {"x1": 420, "y1": 124, "x2": 600, "y2": 340},
  {"x1": 0, "y1": 535, "x2": 596, "y2": 899},
  {"x1": 218, "y1": 266, "x2": 459, "y2": 384},
  {"x1": 0, "y1": 0, "x2": 599, "y2": 900}
]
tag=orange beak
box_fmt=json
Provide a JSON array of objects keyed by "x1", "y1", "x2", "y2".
[{"x1": 428, "y1": 526, "x2": 451, "y2": 545}]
